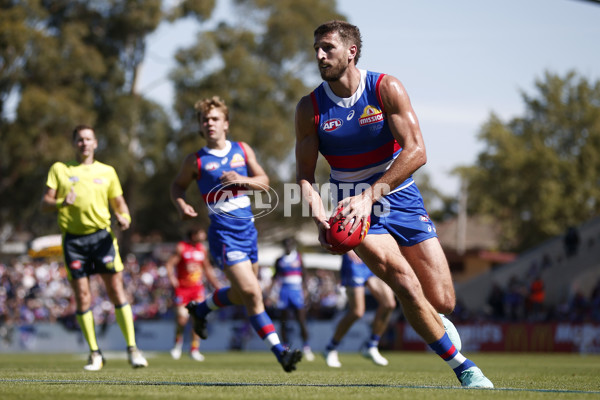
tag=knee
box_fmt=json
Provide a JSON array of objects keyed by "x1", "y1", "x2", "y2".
[
  {"x1": 380, "y1": 298, "x2": 396, "y2": 314},
  {"x1": 77, "y1": 290, "x2": 92, "y2": 308},
  {"x1": 240, "y1": 286, "x2": 263, "y2": 305},
  {"x1": 107, "y1": 285, "x2": 127, "y2": 305},
  {"x1": 347, "y1": 308, "x2": 364, "y2": 321},
  {"x1": 430, "y1": 292, "x2": 456, "y2": 315}
]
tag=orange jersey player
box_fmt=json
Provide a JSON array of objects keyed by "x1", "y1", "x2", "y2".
[{"x1": 166, "y1": 227, "x2": 221, "y2": 361}]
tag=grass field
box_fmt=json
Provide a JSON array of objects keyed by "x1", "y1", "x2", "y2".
[{"x1": 0, "y1": 351, "x2": 599, "y2": 400}]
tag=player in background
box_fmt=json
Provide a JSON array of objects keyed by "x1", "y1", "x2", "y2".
[
  {"x1": 294, "y1": 21, "x2": 492, "y2": 387},
  {"x1": 40, "y1": 125, "x2": 148, "y2": 371},
  {"x1": 171, "y1": 96, "x2": 302, "y2": 373},
  {"x1": 324, "y1": 250, "x2": 395, "y2": 367},
  {"x1": 166, "y1": 226, "x2": 222, "y2": 361},
  {"x1": 267, "y1": 237, "x2": 314, "y2": 361}
]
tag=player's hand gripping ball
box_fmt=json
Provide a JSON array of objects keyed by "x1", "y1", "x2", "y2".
[{"x1": 326, "y1": 209, "x2": 371, "y2": 253}]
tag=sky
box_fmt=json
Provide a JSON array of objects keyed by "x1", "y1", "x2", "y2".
[{"x1": 138, "y1": 0, "x2": 600, "y2": 196}]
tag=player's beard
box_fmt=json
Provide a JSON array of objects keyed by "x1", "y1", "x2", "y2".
[{"x1": 320, "y1": 60, "x2": 348, "y2": 82}]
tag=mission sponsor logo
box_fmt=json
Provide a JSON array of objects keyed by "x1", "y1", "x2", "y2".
[
  {"x1": 359, "y1": 105, "x2": 384, "y2": 126},
  {"x1": 230, "y1": 153, "x2": 246, "y2": 168},
  {"x1": 322, "y1": 118, "x2": 343, "y2": 132}
]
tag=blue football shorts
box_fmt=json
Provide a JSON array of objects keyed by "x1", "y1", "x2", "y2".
[
  {"x1": 208, "y1": 224, "x2": 258, "y2": 269},
  {"x1": 368, "y1": 182, "x2": 438, "y2": 246},
  {"x1": 332, "y1": 180, "x2": 438, "y2": 246},
  {"x1": 277, "y1": 285, "x2": 305, "y2": 310},
  {"x1": 340, "y1": 255, "x2": 374, "y2": 287}
]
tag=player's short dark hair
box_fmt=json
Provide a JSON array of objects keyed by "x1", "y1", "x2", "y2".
[
  {"x1": 282, "y1": 236, "x2": 296, "y2": 247},
  {"x1": 186, "y1": 226, "x2": 205, "y2": 240},
  {"x1": 72, "y1": 124, "x2": 95, "y2": 142},
  {"x1": 314, "y1": 20, "x2": 362, "y2": 65}
]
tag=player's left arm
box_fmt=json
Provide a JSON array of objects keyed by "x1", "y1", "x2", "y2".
[
  {"x1": 375, "y1": 75, "x2": 427, "y2": 191},
  {"x1": 109, "y1": 195, "x2": 131, "y2": 231},
  {"x1": 340, "y1": 75, "x2": 427, "y2": 232},
  {"x1": 219, "y1": 142, "x2": 270, "y2": 190}
]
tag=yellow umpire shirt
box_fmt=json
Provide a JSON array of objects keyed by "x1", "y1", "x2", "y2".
[{"x1": 46, "y1": 160, "x2": 123, "y2": 235}]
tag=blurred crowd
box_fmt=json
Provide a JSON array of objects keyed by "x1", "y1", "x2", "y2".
[
  {"x1": 477, "y1": 273, "x2": 600, "y2": 324},
  {"x1": 0, "y1": 254, "x2": 345, "y2": 330},
  {"x1": 1, "y1": 252, "x2": 599, "y2": 338}
]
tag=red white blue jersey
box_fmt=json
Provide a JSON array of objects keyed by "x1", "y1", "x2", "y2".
[
  {"x1": 311, "y1": 69, "x2": 413, "y2": 190},
  {"x1": 195, "y1": 141, "x2": 254, "y2": 231},
  {"x1": 313, "y1": 70, "x2": 438, "y2": 246},
  {"x1": 274, "y1": 251, "x2": 303, "y2": 290}
]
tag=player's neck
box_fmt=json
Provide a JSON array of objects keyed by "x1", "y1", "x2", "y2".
[
  {"x1": 326, "y1": 66, "x2": 361, "y2": 98},
  {"x1": 206, "y1": 136, "x2": 228, "y2": 150},
  {"x1": 76, "y1": 155, "x2": 95, "y2": 165}
]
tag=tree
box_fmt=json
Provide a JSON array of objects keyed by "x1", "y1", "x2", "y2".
[
  {"x1": 0, "y1": 0, "x2": 345, "y2": 245},
  {"x1": 463, "y1": 71, "x2": 600, "y2": 251},
  {"x1": 414, "y1": 171, "x2": 458, "y2": 223},
  {"x1": 0, "y1": 0, "x2": 203, "y2": 245},
  {"x1": 169, "y1": 0, "x2": 344, "y2": 233}
]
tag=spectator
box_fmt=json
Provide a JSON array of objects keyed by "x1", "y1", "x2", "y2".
[
  {"x1": 568, "y1": 290, "x2": 589, "y2": 322},
  {"x1": 504, "y1": 275, "x2": 526, "y2": 321},
  {"x1": 527, "y1": 274, "x2": 545, "y2": 321},
  {"x1": 564, "y1": 226, "x2": 580, "y2": 258},
  {"x1": 590, "y1": 279, "x2": 600, "y2": 322},
  {"x1": 486, "y1": 283, "x2": 505, "y2": 321}
]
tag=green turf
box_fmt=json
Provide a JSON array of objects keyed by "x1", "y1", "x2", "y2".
[{"x1": 0, "y1": 352, "x2": 598, "y2": 399}]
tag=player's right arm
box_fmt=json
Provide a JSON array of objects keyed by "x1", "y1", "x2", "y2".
[
  {"x1": 41, "y1": 187, "x2": 61, "y2": 213},
  {"x1": 40, "y1": 165, "x2": 76, "y2": 213},
  {"x1": 171, "y1": 153, "x2": 199, "y2": 220},
  {"x1": 294, "y1": 95, "x2": 332, "y2": 251}
]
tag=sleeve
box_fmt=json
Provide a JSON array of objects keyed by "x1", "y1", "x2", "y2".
[
  {"x1": 46, "y1": 162, "x2": 61, "y2": 190},
  {"x1": 107, "y1": 166, "x2": 124, "y2": 199}
]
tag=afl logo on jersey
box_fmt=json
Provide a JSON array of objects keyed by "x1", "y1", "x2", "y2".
[
  {"x1": 322, "y1": 118, "x2": 343, "y2": 132},
  {"x1": 205, "y1": 162, "x2": 220, "y2": 171},
  {"x1": 359, "y1": 105, "x2": 384, "y2": 126}
]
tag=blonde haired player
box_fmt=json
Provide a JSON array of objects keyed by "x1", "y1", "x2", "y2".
[{"x1": 171, "y1": 96, "x2": 302, "y2": 372}]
